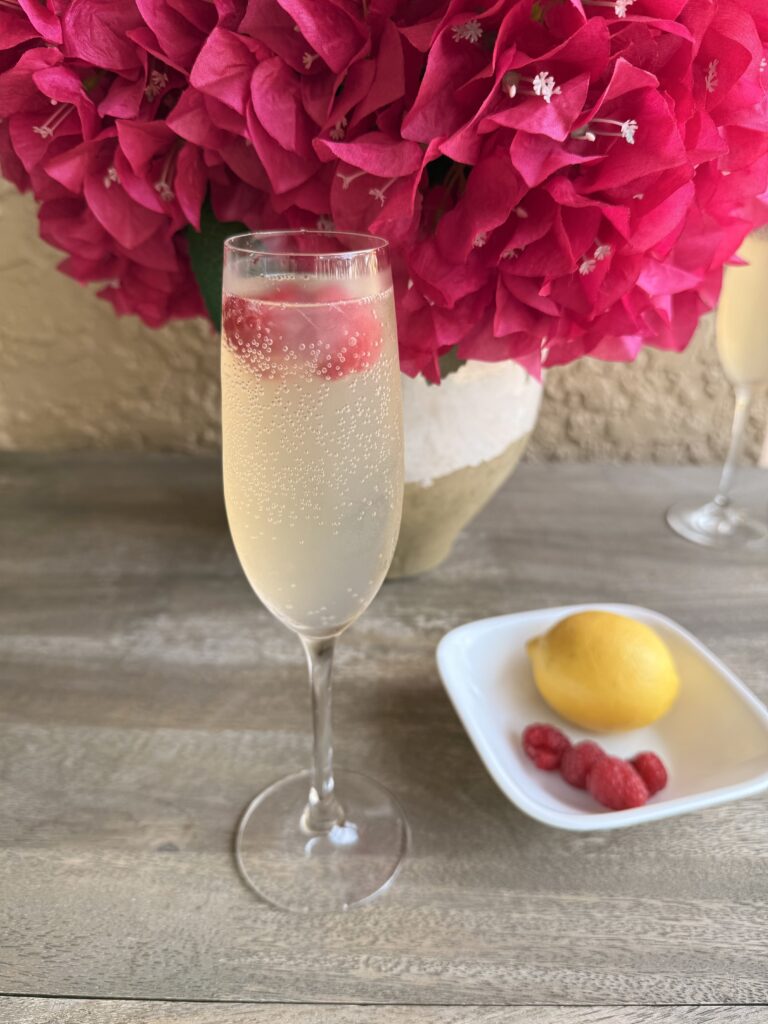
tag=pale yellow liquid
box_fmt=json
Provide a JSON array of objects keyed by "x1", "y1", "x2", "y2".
[
  {"x1": 222, "y1": 286, "x2": 403, "y2": 637},
  {"x1": 716, "y1": 232, "x2": 768, "y2": 386}
]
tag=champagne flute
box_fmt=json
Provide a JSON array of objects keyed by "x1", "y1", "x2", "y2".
[
  {"x1": 222, "y1": 230, "x2": 407, "y2": 912},
  {"x1": 666, "y1": 230, "x2": 768, "y2": 549}
]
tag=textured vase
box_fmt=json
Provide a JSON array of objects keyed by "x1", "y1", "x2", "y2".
[{"x1": 388, "y1": 360, "x2": 542, "y2": 578}]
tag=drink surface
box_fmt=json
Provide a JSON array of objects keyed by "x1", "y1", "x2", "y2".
[
  {"x1": 716, "y1": 232, "x2": 768, "y2": 387},
  {"x1": 221, "y1": 279, "x2": 403, "y2": 637}
]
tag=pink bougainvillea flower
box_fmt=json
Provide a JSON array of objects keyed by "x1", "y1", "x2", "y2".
[
  {"x1": 0, "y1": 46, "x2": 61, "y2": 118},
  {"x1": 130, "y1": 0, "x2": 216, "y2": 73},
  {"x1": 434, "y1": 153, "x2": 525, "y2": 263},
  {"x1": 0, "y1": 119, "x2": 28, "y2": 190},
  {"x1": 237, "y1": 0, "x2": 313, "y2": 73},
  {"x1": 0, "y1": 50, "x2": 100, "y2": 202},
  {"x1": 11, "y1": 0, "x2": 62, "y2": 45},
  {"x1": 191, "y1": 29, "x2": 322, "y2": 195},
  {"x1": 117, "y1": 119, "x2": 207, "y2": 227},
  {"x1": 60, "y1": 0, "x2": 145, "y2": 74},
  {"x1": 0, "y1": 6, "x2": 44, "y2": 51},
  {"x1": 316, "y1": 132, "x2": 423, "y2": 177},
  {"x1": 167, "y1": 85, "x2": 273, "y2": 201},
  {"x1": 278, "y1": 0, "x2": 369, "y2": 75},
  {"x1": 250, "y1": 57, "x2": 316, "y2": 162},
  {"x1": 1, "y1": 0, "x2": 767, "y2": 370},
  {"x1": 39, "y1": 192, "x2": 205, "y2": 325},
  {"x1": 317, "y1": 131, "x2": 427, "y2": 243},
  {"x1": 99, "y1": 254, "x2": 206, "y2": 326},
  {"x1": 39, "y1": 194, "x2": 114, "y2": 263},
  {"x1": 189, "y1": 27, "x2": 260, "y2": 115}
]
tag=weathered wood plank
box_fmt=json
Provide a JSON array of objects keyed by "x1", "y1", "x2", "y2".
[
  {"x1": 1, "y1": 1003, "x2": 766, "y2": 1024},
  {"x1": 1, "y1": 455, "x2": 767, "y2": 1006}
]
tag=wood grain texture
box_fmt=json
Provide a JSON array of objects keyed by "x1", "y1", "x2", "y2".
[
  {"x1": 0, "y1": 1001, "x2": 765, "y2": 1024},
  {"x1": 1, "y1": 455, "x2": 767, "y2": 1007}
]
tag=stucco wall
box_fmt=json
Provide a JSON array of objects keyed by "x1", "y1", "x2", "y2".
[{"x1": 1, "y1": 181, "x2": 766, "y2": 462}]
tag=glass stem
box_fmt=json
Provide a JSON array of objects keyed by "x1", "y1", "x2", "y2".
[
  {"x1": 714, "y1": 385, "x2": 753, "y2": 508},
  {"x1": 300, "y1": 635, "x2": 344, "y2": 833}
]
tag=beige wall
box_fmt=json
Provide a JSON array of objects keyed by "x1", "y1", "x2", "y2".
[{"x1": 1, "y1": 181, "x2": 766, "y2": 462}]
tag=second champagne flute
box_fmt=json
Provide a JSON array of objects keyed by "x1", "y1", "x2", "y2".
[
  {"x1": 667, "y1": 230, "x2": 768, "y2": 549},
  {"x1": 221, "y1": 230, "x2": 407, "y2": 912}
]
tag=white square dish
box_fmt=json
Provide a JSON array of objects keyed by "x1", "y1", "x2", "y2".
[{"x1": 436, "y1": 603, "x2": 768, "y2": 830}]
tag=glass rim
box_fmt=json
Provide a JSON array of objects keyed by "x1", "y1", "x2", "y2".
[{"x1": 223, "y1": 229, "x2": 389, "y2": 258}]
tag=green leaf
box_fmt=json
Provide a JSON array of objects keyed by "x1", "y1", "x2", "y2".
[
  {"x1": 437, "y1": 346, "x2": 466, "y2": 380},
  {"x1": 186, "y1": 200, "x2": 248, "y2": 331}
]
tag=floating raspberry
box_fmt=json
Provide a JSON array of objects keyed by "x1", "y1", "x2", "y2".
[
  {"x1": 222, "y1": 294, "x2": 269, "y2": 360},
  {"x1": 630, "y1": 752, "x2": 668, "y2": 796},
  {"x1": 222, "y1": 288, "x2": 382, "y2": 380},
  {"x1": 522, "y1": 723, "x2": 571, "y2": 771},
  {"x1": 560, "y1": 740, "x2": 606, "y2": 789},
  {"x1": 587, "y1": 756, "x2": 649, "y2": 810}
]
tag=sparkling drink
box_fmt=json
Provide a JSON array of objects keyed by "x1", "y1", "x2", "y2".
[
  {"x1": 666, "y1": 228, "x2": 768, "y2": 549},
  {"x1": 222, "y1": 283, "x2": 403, "y2": 636},
  {"x1": 716, "y1": 231, "x2": 768, "y2": 386},
  {"x1": 221, "y1": 232, "x2": 408, "y2": 914}
]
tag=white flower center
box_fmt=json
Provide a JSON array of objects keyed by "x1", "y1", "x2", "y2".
[{"x1": 451, "y1": 18, "x2": 483, "y2": 44}]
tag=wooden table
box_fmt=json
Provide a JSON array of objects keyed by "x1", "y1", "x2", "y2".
[{"x1": 1, "y1": 454, "x2": 767, "y2": 1024}]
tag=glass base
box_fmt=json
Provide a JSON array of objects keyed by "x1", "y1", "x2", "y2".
[
  {"x1": 235, "y1": 769, "x2": 408, "y2": 912},
  {"x1": 666, "y1": 499, "x2": 768, "y2": 549}
]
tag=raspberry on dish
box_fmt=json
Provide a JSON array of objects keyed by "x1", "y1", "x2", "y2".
[
  {"x1": 522, "y1": 723, "x2": 571, "y2": 771},
  {"x1": 560, "y1": 740, "x2": 605, "y2": 789},
  {"x1": 630, "y1": 751, "x2": 668, "y2": 795},
  {"x1": 586, "y1": 756, "x2": 649, "y2": 810}
]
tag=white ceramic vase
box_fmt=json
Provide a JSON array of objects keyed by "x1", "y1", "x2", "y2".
[{"x1": 388, "y1": 359, "x2": 542, "y2": 578}]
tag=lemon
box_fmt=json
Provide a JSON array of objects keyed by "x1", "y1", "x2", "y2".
[{"x1": 526, "y1": 610, "x2": 679, "y2": 732}]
